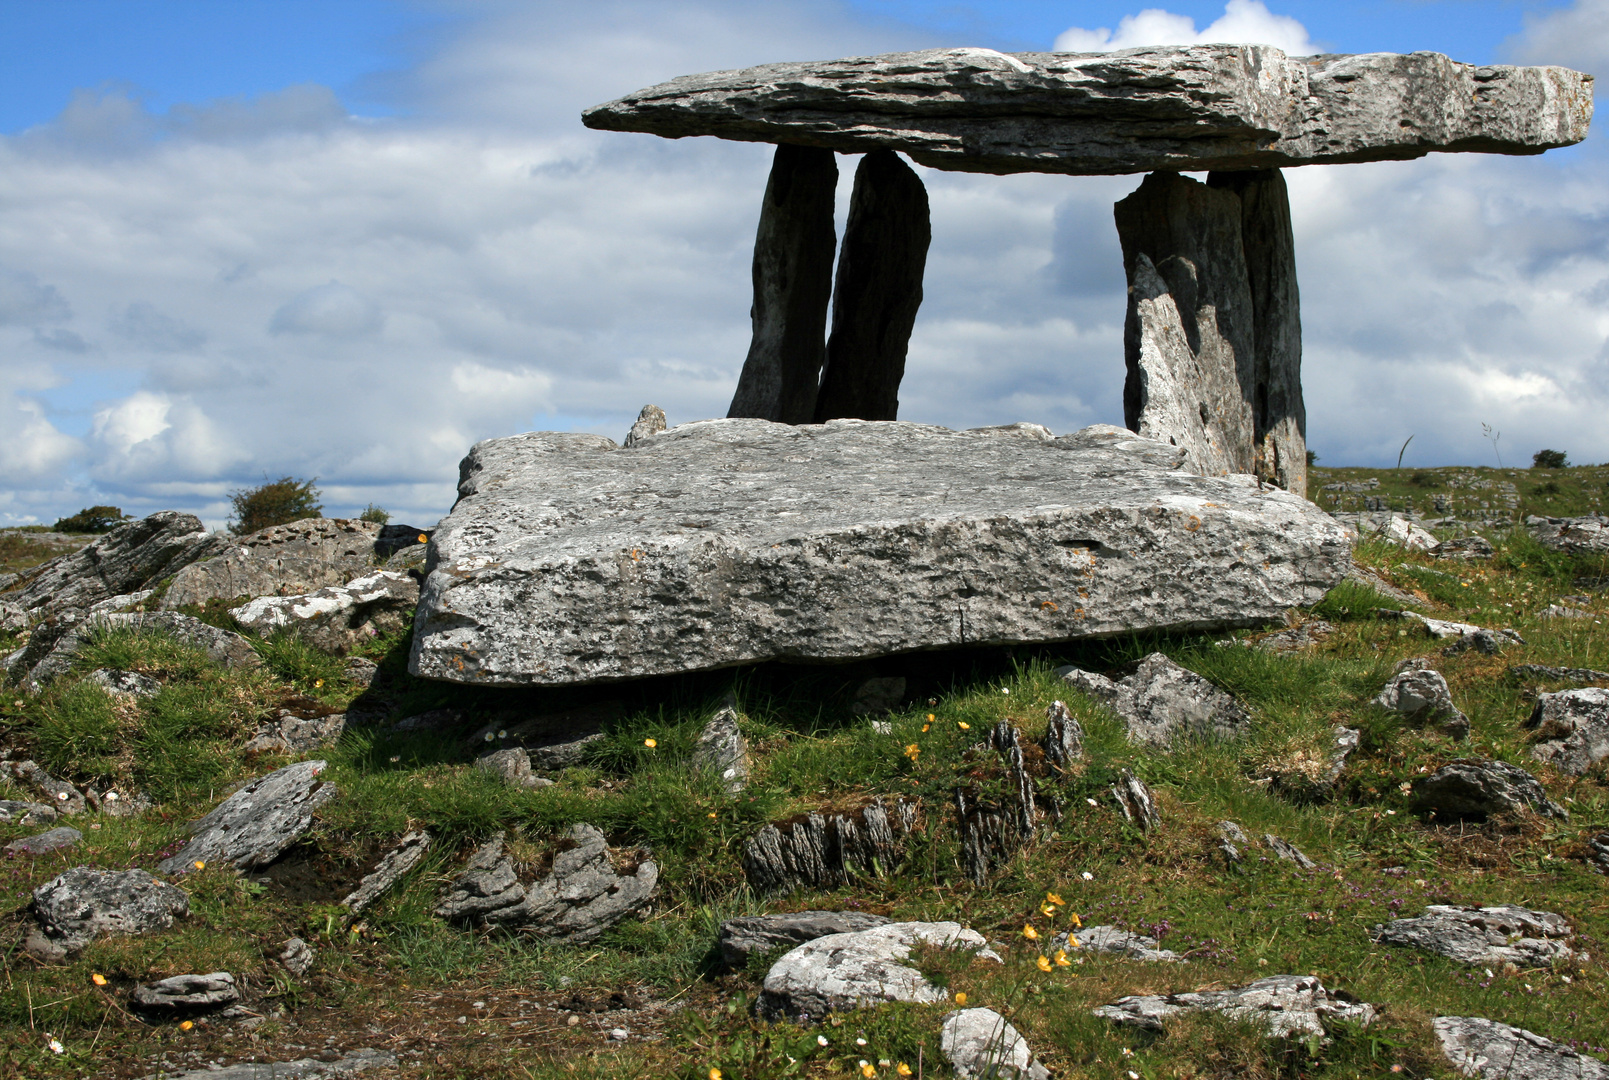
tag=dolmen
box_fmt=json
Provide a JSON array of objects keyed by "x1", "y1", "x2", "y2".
[{"x1": 584, "y1": 46, "x2": 1591, "y2": 495}]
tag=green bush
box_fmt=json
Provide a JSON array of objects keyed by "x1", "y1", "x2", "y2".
[
  {"x1": 229, "y1": 476, "x2": 322, "y2": 535},
  {"x1": 358, "y1": 503, "x2": 390, "y2": 524},
  {"x1": 52, "y1": 505, "x2": 127, "y2": 533},
  {"x1": 1532, "y1": 448, "x2": 1568, "y2": 469}
]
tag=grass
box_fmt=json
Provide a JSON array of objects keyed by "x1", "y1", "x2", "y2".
[
  {"x1": 1, "y1": 522, "x2": 1607, "y2": 1078},
  {"x1": 1308, "y1": 461, "x2": 1609, "y2": 523}
]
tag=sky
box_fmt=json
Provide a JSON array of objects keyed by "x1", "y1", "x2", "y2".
[{"x1": 1, "y1": 0, "x2": 1605, "y2": 530}]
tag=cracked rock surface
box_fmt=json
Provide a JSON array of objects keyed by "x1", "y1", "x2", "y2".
[
  {"x1": 29, "y1": 867, "x2": 189, "y2": 959},
  {"x1": 718, "y1": 911, "x2": 891, "y2": 969},
  {"x1": 1060, "y1": 652, "x2": 1251, "y2": 747},
  {"x1": 1412, "y1": 758, "x2": 1567, "y2": 820},
  {"x1": 132, "y1": 972, "x2": 240, "y2": 1014},
  {"x1": 941, "y1": 1007, "x2": 1050, "y2": 1080},
  {"x1": 157, "y1": 760, "x2": 338, "y2": 875},
  {"x1": 1094, "y1": 974, "x2": 1376, "y2": 1038},
  {"x1": 1373, "y1": 661, "x2": 1470, "y2": 739},
  {"x1": 230, "y1": 570, "x2": 419, "y2": 654},
  {"x1": 1373, "y1": 905, "x2": 1577, "y2": 967},
  {"x1": 1526, "y1": 687, "x2": 1609, "y2": 776},
  {"x1": 1435, "y1": 1016, "x2": 1607, "y2": 1079}
]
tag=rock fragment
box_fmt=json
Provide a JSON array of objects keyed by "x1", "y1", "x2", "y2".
[
  {"x1": 245, "y1": 710, "x2": 347, "y2": 754},
  {"x1": 742, "y1": 798, "x2": 917, "y2": 895},
  {"x1": 12, "y1": 611, "x2": 260, "y2": 691},
  {"x1": 157, "y1": 760, "x2": 338, "y2": 875},
  {"x1": 718, "y1": 910, "x2": 891, "y2": 969},
  {"x1": 1263, "y1": 834, "x2": 1317, "y2": 869},
  {"x1": 0, "y1": 759, "x2": 85, "y2": 814},
  {"x1": 1040, "y1": 700, "x2": 1085, "y2": 771},
  {"x1": 86, "y1": 668, "x2": 162, "y2": 698},
  {"x1": 1093, "y1": 974, "x2": 1375, "y2": 1038},
  {"x1": 941, "y1": 1007, "x2": 1050, "y2": 1080},
  {"x1": 1373, "y1": 661, "x2": 1469, "y2": 739},
  {"x1": 0, "y1": 799, "x2": 58, "y2": 825},
  {"x1": 160, "y1": 517, "x2": 383, "y2": 610},
  {"x1": 1058, "y1": 652, "x2": 1251, "y2": 747},
  {"x1": 1512, "y1": 663, "x2": 1609, "y2": 685},
  {"x1": 29, "y1": 867, "x2": 189, "y2": 959},
  {"x1": 1216, "y1": 820, "x2": 1247, "y2": 865},
  {"x1": 1586, "y1": 833, "x2": 1609, "y2": 875},
  {"x1": 229, "y1": 570, "x2": 419, "y2": 653},
  {"x1": 280, "y1": 936, "x2": 315, "y2": 976},
  {"x1": 1432, "y1": 535, "x2": 1497, "y2": 559},
  {"x1": 756, "y1": 921, "x2": 999, "y2": 1021},
  {"x1": 1412, "y1": 758, "x2": 1566, "y2": 820},
  {"x1": 1434, "y1": 1015, "x2": 1607, "y2": 1079},
  {"x1": 131, "y1": 972, "x2": 240, "y2": 1015},
  {"x1": 692, "y1": 705, "x2": 749, "y2": 793},
  {"x1": 1373, "y1": 905, "x2": 1577, "y2": 967},
  {"x1": 1539, "y1": 603, "x2": 1592, "y2": 620},
  {"x1": 6, "y1": 826, "x2": 82, "y2": 855},
  {"x1": 623, "y1": 404, "x2": 669, "y2": 447},
  {"x1": 1374, "y1": 515, "x2": 1438, "y2": 552},
  {"x1": 1529, "y1": 514, "x2": 1609, "y2": 556},
  {"x1": 340, "y1": 830, "x2": 432, "y2": 917},
  {"x1": 1526, "y1": 688, "x2": 1609, "y2": 776},
  {"x1": 137, "y1": 1048, "x2": 396, "y2": 1080},
  {"x1": 1111, "y1": 770, "x2": 1161, "y2": 831},
  {"x1": 1059, "y1": 925, "x2": 1182, "y2": 962},
  {"x1": 6, "y1": 511, "x2": 224, "y2": 619}
]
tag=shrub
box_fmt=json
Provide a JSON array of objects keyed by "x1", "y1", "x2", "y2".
[
  {"x1": 229, "y1": 476, "x2": 322, "y2": 536},
  {"x1": 1408, "y1": 471, "x2": 1436, "y2": 487},
  {"x1": 53, "y1": 505, "x2": 127, "y2": 533},
  {"x1": 1306, "y1": 449, "x2": 1319, "y2": 467},
  {"x1": 1533, "y1": 449, "x2": 1568, "y2": 469},
  {"x1": 359, "y1": 503, "x2": 390, "y2": 525}
]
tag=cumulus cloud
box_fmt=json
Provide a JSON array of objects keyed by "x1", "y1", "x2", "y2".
[
  {"x1": 89, "y1": 390, "x2": 245, "y2": 484},
  {"x1": 111, "y1": 301, "x2": 206, "y2": 352},
  {"x1": 1054, "y1": 0, "x2": 1317, "y2": 55},
  {"x1": 1504, "y1": 0, "x2": 1609, "y2": 73},
  {"x1": 0, "y1": 266, "x2": 72, "y2": 325},
  {"x1": 269, "y1": 282, "x2": 384, "y2": 338}
]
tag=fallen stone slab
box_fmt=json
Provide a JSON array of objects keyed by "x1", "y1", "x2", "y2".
[
  {"x1": 157, "y1": 760, "x2": 338, "y2": 875},
  {"x1": 6, "y1": 511, "x2": 225, "y2": 620},
  {"x1": 1434, "y1": 1016, "x2": 1607, "y2": 1079},
  {"x1": 583, "y1": 46, "x2": 1591, "y2": 176},
  {"x1": 1093, "y1": 974, "x2": 1375, "y2": 1038},
  {"x1": 1373, "y1": 905, "x2": 1577, "y2": 967},
  {"x1": 412, "y1": 421, "x2": 1350, "y2": 687},
  {"x1": 160, "y1": 517, "x2": 383, "y2": 610},
  {"x1": 0, "y1": 799, "x2": 58, "y2": 825},
  {"x1": 1526, "y1": 687, "x2": 1609, "y2": 776},
  {"x1": 29, "y1": 867, "x2": 189, "y2": 960},
  {"x1": 692, "y1": 705, "x2": 748, "y2": 793},
  {"x1": 131, "y1": 971, "x2": 240, "y2": 1015},
  {"x1": 1378, "y1": 610, "x2": 1523, "y2": 655},
  {"x1": 1059, "y1": 652, "x2": 1251, "y2": 747},
  {"x1": 1058, "y1": 925, "x2": 1182, "y2": 962},
  {"x1": 138, "y1": 1049, "x2": 397, "y2": 1080},
  {"x1": 13, "y1": 610, "x2": 260, "y2": 691},
  {"x1": 1529, "y1": 514, "x2": 1609, "y2": 556},
  {"x1": 941, "y1": 1007, "x2": 1050, "y2": 1080},
  {"x1": 229, "y1": 570, "x2": 419, "y2": 654},
  {"x1": 6, "y1": 826, "x2": 82, "y2": 855},
  {"x1": 1539, "y1": 603, "x2": 1593, "y2": 620},
  {"x1": 718, "y1": 910, "x2": 891, "y2": 969},
  {"x1": 1412, "y1": 758, "x2": 1567, "y2": 820},
  {"x1": 756, "y1": 921, "x2": 1000, "y2": 1021},
  {"x1": 1264, "y1": 834, "x2": 1317, "y2": 870},
  {"x1": 340, "y1": 830, "x2": 432, "y2": 917},
  {"x1": 1373, "y1": 660, "x2": 1470, "y2": 739}
]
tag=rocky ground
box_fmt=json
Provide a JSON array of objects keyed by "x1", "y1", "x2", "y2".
[{"x1": 1, "y1": 467, "x2": 1607, "y2": 1079}]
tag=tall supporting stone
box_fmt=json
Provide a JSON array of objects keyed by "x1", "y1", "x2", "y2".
[
  {"x1": 814, "y1": 149, "x2": 930, "y2": 422},
  {"x1": 727, "y1": 144, "x2": 838, "y2": 424},
  {"x1": 1208, "y1": 169, "x2": 1306, "y2": 495},
  {"x1": 1114, "y1": 171, "x2": 1255, "y2": 477}
]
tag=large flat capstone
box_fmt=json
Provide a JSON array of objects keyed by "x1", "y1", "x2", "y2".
[
  {"x1": 411, "y1": 419, "x2": 1350, "y2": 687},
  {"x1": 582, "y1": 45, "x2": 1591, "y2": 176}
]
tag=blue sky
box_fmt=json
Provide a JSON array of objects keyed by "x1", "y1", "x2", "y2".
[{"x1": 0, "y1": 1, "x2": 1605, "y2": 527}]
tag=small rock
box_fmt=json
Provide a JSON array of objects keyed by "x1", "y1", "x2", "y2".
[
  {"x1": 756, "y1": 921, "x2": 1000, "y2": 1021},
  {"x1": 1412, "y1": 758, "x2": 1567, "y2": 820},
  {"x1": 1539, "y1": 603, "x2": 1592, "y2": 620},
  {"x1": 1372, "y1": 663, "x2": 1469, "y2": 739},
  {"x1": 1526, "y1": 688, "x2": 1609, "y2": 776},
  {"x1": 6, "y1": 826, "x2": 82, "y2": 855},
  {"x1": 850, "y1": 677, "x2": 906, "y2": 715},
  {"x1": 157, "y1": 759, "x2": 338, "y2": 874},
  {"x1": 1059, "y1": 653, "x2": 1250, "y2": 747},
  {"x1": 98, "y1": 789, "x2": 153, "y2": 818},
  {"x1": 1382, "y1": 609, "x2": 1523, "y2": 653},
  {"x1": 607, "y1": 1027, "x2": 630, "y2": 1041},
  {"x1": 1256, "y1": 619, "x2": 1335, "y2": 653},
  {"x1": 475, "y1": 748, "x2": 535, "y2": 787},
  {"x1": 132, "y1": 971, "x2": 239, "y2": 1014},
  {"x1": 1376, "y1": 515, "x2": 1438, "y2": 552},
  {"x1": 1059, "y1": 925, "x2": 1181, "y2": 962},
  {"x1": 343, "y1": 656, "x2": 379, "y2": 688},
  {"x1": 1510, "y1": 663, "x2": 1609, "y2": 686},
  {"x1": 1434, "y1": 1015, "x2": 1607, "y2": 1079},
  {"x1": 1040, "y1": 700, "x2": 1085, "y2": 770},
  {"x1": 85, "y1": 668, "x2": 161, "y2": 698},
  {"x1": 280, "y1": 936, "x2": 315, "y2": 976},
  {"x1": 1529, "y1": 514, "x2": 1609, "y2": 556},
  {"x1": 14, "y1": 611, "x2": 260, "y2": 691},
  {"x1": 88, "y1": 589, "x2": 156, "y2": 614},
  {"x1": 1094, "y1": 974, "x2": 1375, "y2": 1038},
  {"x1": 1346, "y1": 562, "x2": 1420, "y2": 606},
  {"x1": 622, "y1": 404, "x2": 667, "y2": 447},
  {"x1": 340, "y1": 830, "x2": 432, "y2": 917},
  {"x1": 718, "y1": 910, "x2": 892, "y2": 969},
  {"x1": 1264, "y1": 834, "x2": 1317, "y2": 869},
  {"x1": 29, "y1": 867, "x2": 189, "y2": 959},
  {"x1": 0, "y1": 799, "x2": 59, "y2": 825},
  {"x1": 1110, "y1": 769, "x2": 1160, "y2": 831},
  {"x1": 1373, "y1": 905, "x2": 1577, "y2": 967},
  {"x1": 246, "y1": 711, "x2": 347, "y2": 754},
  {"x1": 0, "y1": 759, "x2": 85, "y2": 814},
  {"x1": 692, "y1": 705, "x2": 748, "y2": 793},
  {"x1": 1585, "y1": 833, "x2": 1609, "y2": 875},
  {"x1": 941, "y1": 1007, "x2": 1050, "y2": 1080},
  {"x1": 1216, "y1": 820, "x2": 1247, "y2": 864},
  {"x1": 1432, "y1": 535, "x2": 1496, "y2": 559}
]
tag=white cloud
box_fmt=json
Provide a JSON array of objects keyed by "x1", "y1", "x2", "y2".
[
  {"x1": 1504, "y1": 0, "x2": 1609, "y2": 73},
  {"x1": 0, "y1": 266, "x2": 72, "y2": 325},
  {"x1": 269, "y1": 282, "x2": 384, "y2": 338},
  {"x1": 1054, "y1": 1, "x2": 1317, "y2": 55}
]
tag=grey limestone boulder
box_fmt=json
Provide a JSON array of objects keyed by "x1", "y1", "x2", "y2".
[
  {"x1": 29, "y1": 867, "x2": 189, "y2": 959},
  {"x1": 1433, "y1": 535, "x2": 1498, "y2": 559},
  {"x1": 1373, "y1": 661, "x2": 1469, "y2": 739},
  {"x1": 623, "y1": 404, "x2": 667, "y2": 447},
  {"x1": 1435, "y1": 1016, "x2": 1607, "y2": 1079},
  {"x1": 1093, "y1": 974, "x2": 1375, "y2": 1038},
  {"x1": 743, "y1": 797, "x2": 918, "y2": 895},
  {"x1": 1590, "y1": 833, "x2": 1609, "y2": 875},
  {"x1": 229, "y1": 570, "x2": 418, "y2": 654},
  {"x1": 0, "y1": 799, "x2": 58, "y2": 825},
  {"x1": 245, "y1": 710, "x2": 347, "y2": 754},
  {"x1": 5, "y1": 512, "x2": 224, "y2": 620},
  {"x1": 0, "y1": 759, "x2": 85, "y2": 814},
  {"x1": 1059, "y1": 924, "x2": 1181, "y2": 962},
  {"x1": 157, "y1": 760, "x2": 338, "y2": 875},
  {"x1": 1060, "y1": 652, "x2": 1251, "y2": 747},
  {"x1": 131, "y1": 971, "x2": 239, "y2": 1014},
  {"x1": 1373, "y1": 905, "x2": 1577, "y2": 967},
  {"x1": 138, "y1": 1049, "x2": 396, "y2": 1080},
  {"x1": 1413, "y1": 758, "x2": 1567, "y2": 820},
  {"x1": 692, "y1": 705, "x2": 748, "y2": 793},
  {"x1": 718, "y1": 910, "x2": 891, "y2": 968},
  {"x1": 941, "y1": 1007, "x2": 1050, "y2": 1080},
  {"x1": 6, "y1": 826, "x2": 82, "y2": 855},
  {"x1": 86, "y1": 667, "x2": 162, "y2": 699},
  {"x1": 1526, "y1": 687, "x2": 1609, "y2": 776},
  {"x1": 411, "y1": 420, "x2": 1350, "y2": 687},
  {"x1": 583, "y1": 46, "x2": 1591, "y2": 176},
  {"x1": 160, "y1": 517, "x2": 383, "y2": 610},
  {"x1": 280, "y1": 936, "x2": 315, "y2": 976},
  {"x1": 756, "y1": 921, "x2": 1000, "y2": 1021},
  {"x1": 1530, "y1": 514, "x2": 1609, "y2": 556}
]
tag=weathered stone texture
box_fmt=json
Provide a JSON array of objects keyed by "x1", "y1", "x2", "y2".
[
  {"x1": 1374, "y1": 905, "x2": 1576, "y2": 967},
  {"x1": 718, "y1": 910, "x2": 891, "y2": 969},
  {"x1": 1435, "y1": 1016, "x2": 1607, "y2": 1079},
  {"x1": 728, "y1": 145, "x2": 838, "y2": 424},
  {"x1": 1094, "y1": 974, "x2": 1376, "y2": 1038},
  {"x1": 229, "y1": 570, "x2": 419, "y2": 653},
  {"x1": 941, "y1": 1008, "x2": 1050, "y2": 1080},
  {"x1": 1412, "y1": 758, "x2": 1566, "y2": 820},
  {"x1": 161, "y1": 518, "x2": 382, "y2": 610},
  {"x1": 158, "y1": 760, "x2": 338, "y2": 875},
  {"x1": 1058, "y1": 652, "x2": 1251, "y2": 747},
  {"x1": 583, "y1": 46, "x2": 1592, "y2": 176},
  {"x1": 411, "y1": 420, "x2": 1350, "y2": 687},
  {"x1": 30, "y1": 867, "x2": 189, "y2": 958},
  {"x1": 1526, "y1": 687, "x2": 1609, "y2": 776},
  {"x1": 5, "y1": 511, "x2": 223, "y2": 619}
]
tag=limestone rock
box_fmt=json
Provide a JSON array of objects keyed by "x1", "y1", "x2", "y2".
[
  {"x1": 131, "y1": 971, "x2": 239, "y2": 1014},
  {"x1": 1374, "y1": 905, "x2": 1576, "y2": 967},
  {"x1": 1216, "y1": 820, "x2": 1248, "y2": 865},
  {"x1": 1433, "y1": 535, "x2": 1497, "y2": 559},
  {"x1": 0, "y1": 799, "x2": 58, "y2": 825},
  {"x1": 411, "y1": 421, "x2": 1350, "y2": 687},
  {"x1": 1094, "y1": 974, "x2": 1376, "y2": 1038},
  {"x1": 583, "y1": 46, "x2": 1592, "y2": 176},
  {"x1": 1375, "y1": 515, "x2": 1438, "y2": 551},
  {"x1": 86, "y1": 668, "x2": 161, "y2": 699},
  {"x1": 1264, "y1": 834, "x2": 1317, "y2": 870},
  {"x1": 229, "y1": 570, "x2": 417, "y2": 653},
  {"x1": 1059, "y1": 924, "x2": 1182, "y2": 962},
  {"x1": 624, "y1": 403, "x2": 669, "y2": 447},
  {"x1": 6, "y1": 511, "x2": 224, "y2": 619},
  {"x1": 743, "y1": 798, "x2": 918, "y2": 895},
  {"x1": 161, "y1": 517, "x2": 383, "y2": 610},
  {"x1": 1346, "y1": 562, "x2": 1420, "y2": 607},
  {"x1": 6, "y1": 826, "x2": 82, "y2": 855},
  {"x1": 756, "y1": 921, "x2": 999, "y2": 1021},
  {"x1": 280, "y1": 936, "x2": 315, "y2": 977},
  {"x1": 435, "y1": 833, "x2": 523, "y2": 924},
  {"x1": 0, "y1": 759, "x2": 85, "y2": 814},
  {"x1": 138, "y1": 1049, "x2": 396, "y2": 1080},
  {"x1": 30, "y1": 867, "x2": 189, "y2": 959},
  {"x1": 1412, "y1": 758, "x2": 1566, "y2": 820},
  {"x1": 1540, "y1": 603, "x2": 1592, "y2": 620},
  {"x1": 14, "y1": 611, "x2": 260, "y2": 691},
  {"x1": 1111, "y1": 769, "x2": 1161, "y2": 830},
  {"x1": 692, "y1": 705, "x2": 748, "y2": 793},
  {"x1": 1435, "y1": 1016, "x2": 1607, "y2": 1079},
  {"x1": 1059, "y1": 652, "x2": 1251, "y2": 748},
  {"x1": 718, "y1": 910, "x2": 891, "y2": 968},
  {"x1": 1529, "y1": 514, "x2": 1609, "y2": 556},
  {"x1": 941, "y1": 1007, "x2": 1050, "y2": 1080},
  {"x1": 343, "y1": 656, "x2": 379, "y2": 687},
  {"x1": 1588, "y1": 833, "x2": 1609, "y2": 875},
  {"x1": 1254, "y1": 618, "x2": 1334, "y2": 653},
  {"x1": 1373, "y1": 663, "x2": 1470, "y2": 739},
  {"x1": 341, "y1": 830, "x2": 432, "y2": 917},
  {"x1": 1041, "y1": 700, "x2": 1085, "y2": 771},
  {"x1": 157, "y1": 760, "x2": 338, "y2": 875},
  {"x1": 1381, "y1": 610, "x2": 1523, "y2": 655},
  {"x1": 245, "y1": 710, "x2": 346, "y2": 754},
  {"x1": 374, "y1": 523, "x2": 433, "y2": 561},
  {"x1": 1526, "y1": 688, "x2": 1609, "y2": 776}
]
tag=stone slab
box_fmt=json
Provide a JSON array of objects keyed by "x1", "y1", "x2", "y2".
[
  {"x1": 411, "y1": 420, "x2": 1351, "y2": 687},
  {"x1": 582, "y1": 46, "x2": 1592, "y2": 176}
]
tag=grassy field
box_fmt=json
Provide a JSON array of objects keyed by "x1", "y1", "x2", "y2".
[
  {"x1": 1307, "y1": 462, "x2": 1609, "y2": 524},
  {"x1": 1, "y1": 480, "x2": 1607, "y2": 1079}
]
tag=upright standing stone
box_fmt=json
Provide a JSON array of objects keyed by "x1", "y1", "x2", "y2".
[
  {"x1": 1115, "y1": 172, "x2": 1255, "y2": 476},
  {"x1": 728, "y1": 144, "x2": 838, "y2": 424},
  {"x1": 1208, "y1": 169, "x2": 1306, "y2": 493},
  {"x1": 814, "y1": 149, "x2": 930, "y2": 422}
]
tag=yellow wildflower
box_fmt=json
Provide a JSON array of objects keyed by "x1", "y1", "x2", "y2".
[
  {"x1": 1036, "y1": 955, "x2": 1052, "y2": 973},
  {"x1": 897, "y1": 1066, "x2": 913, "y2": 1078},
  {"x1": 955, "y1": 992, "x2": 967, "y2": 1005},
  {"x1": 313, "y1": 678, "x2": 323, "y2": 688},
  {"x1": 707, "y1": 812, "x2": 717, "y2": 819},
  {"x1": 709, "y1": 1070, "x2": 723, "y2": 1080},
  {"x1": 644, "y1": 738, "x2": 657, "y2": 748},
  {"x1": 1022, "y1": 924, "x2": 1039, "y2": 941},
  {"x1": 904, "y1": 744, "x2": 920, "y2": 760},
  {"x1": 193, "y1": 860, "x2": 205, "y2": 871},
  {"x1": 1069, "y1": 912, "x2": 1083, "y2": 928},
  {"x1": 179, "y1": 1021, "x2": 194, "y2": 1032},
  {"x1": 417, "y1": 533, "x2": 428, "y2": 544},
  {"x1": 1040, "y1": 904, "x2": 1056, "y2": 917},
  {"x1": 1045, "y1": 892, "x2": 1064, "y2": 906},
  {"x1": 958, "y1": 721, "x2": 970, "y2": 730},
  {"x1": 92, "y1": 973, "x2": 108, "y2": 987},
  {"x1": 1054, "y1": 950, "x2": 1071, "y2": 967},
  {"x1": 861, "y1": 1064, "x2": 877, "y2": 1079}
]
